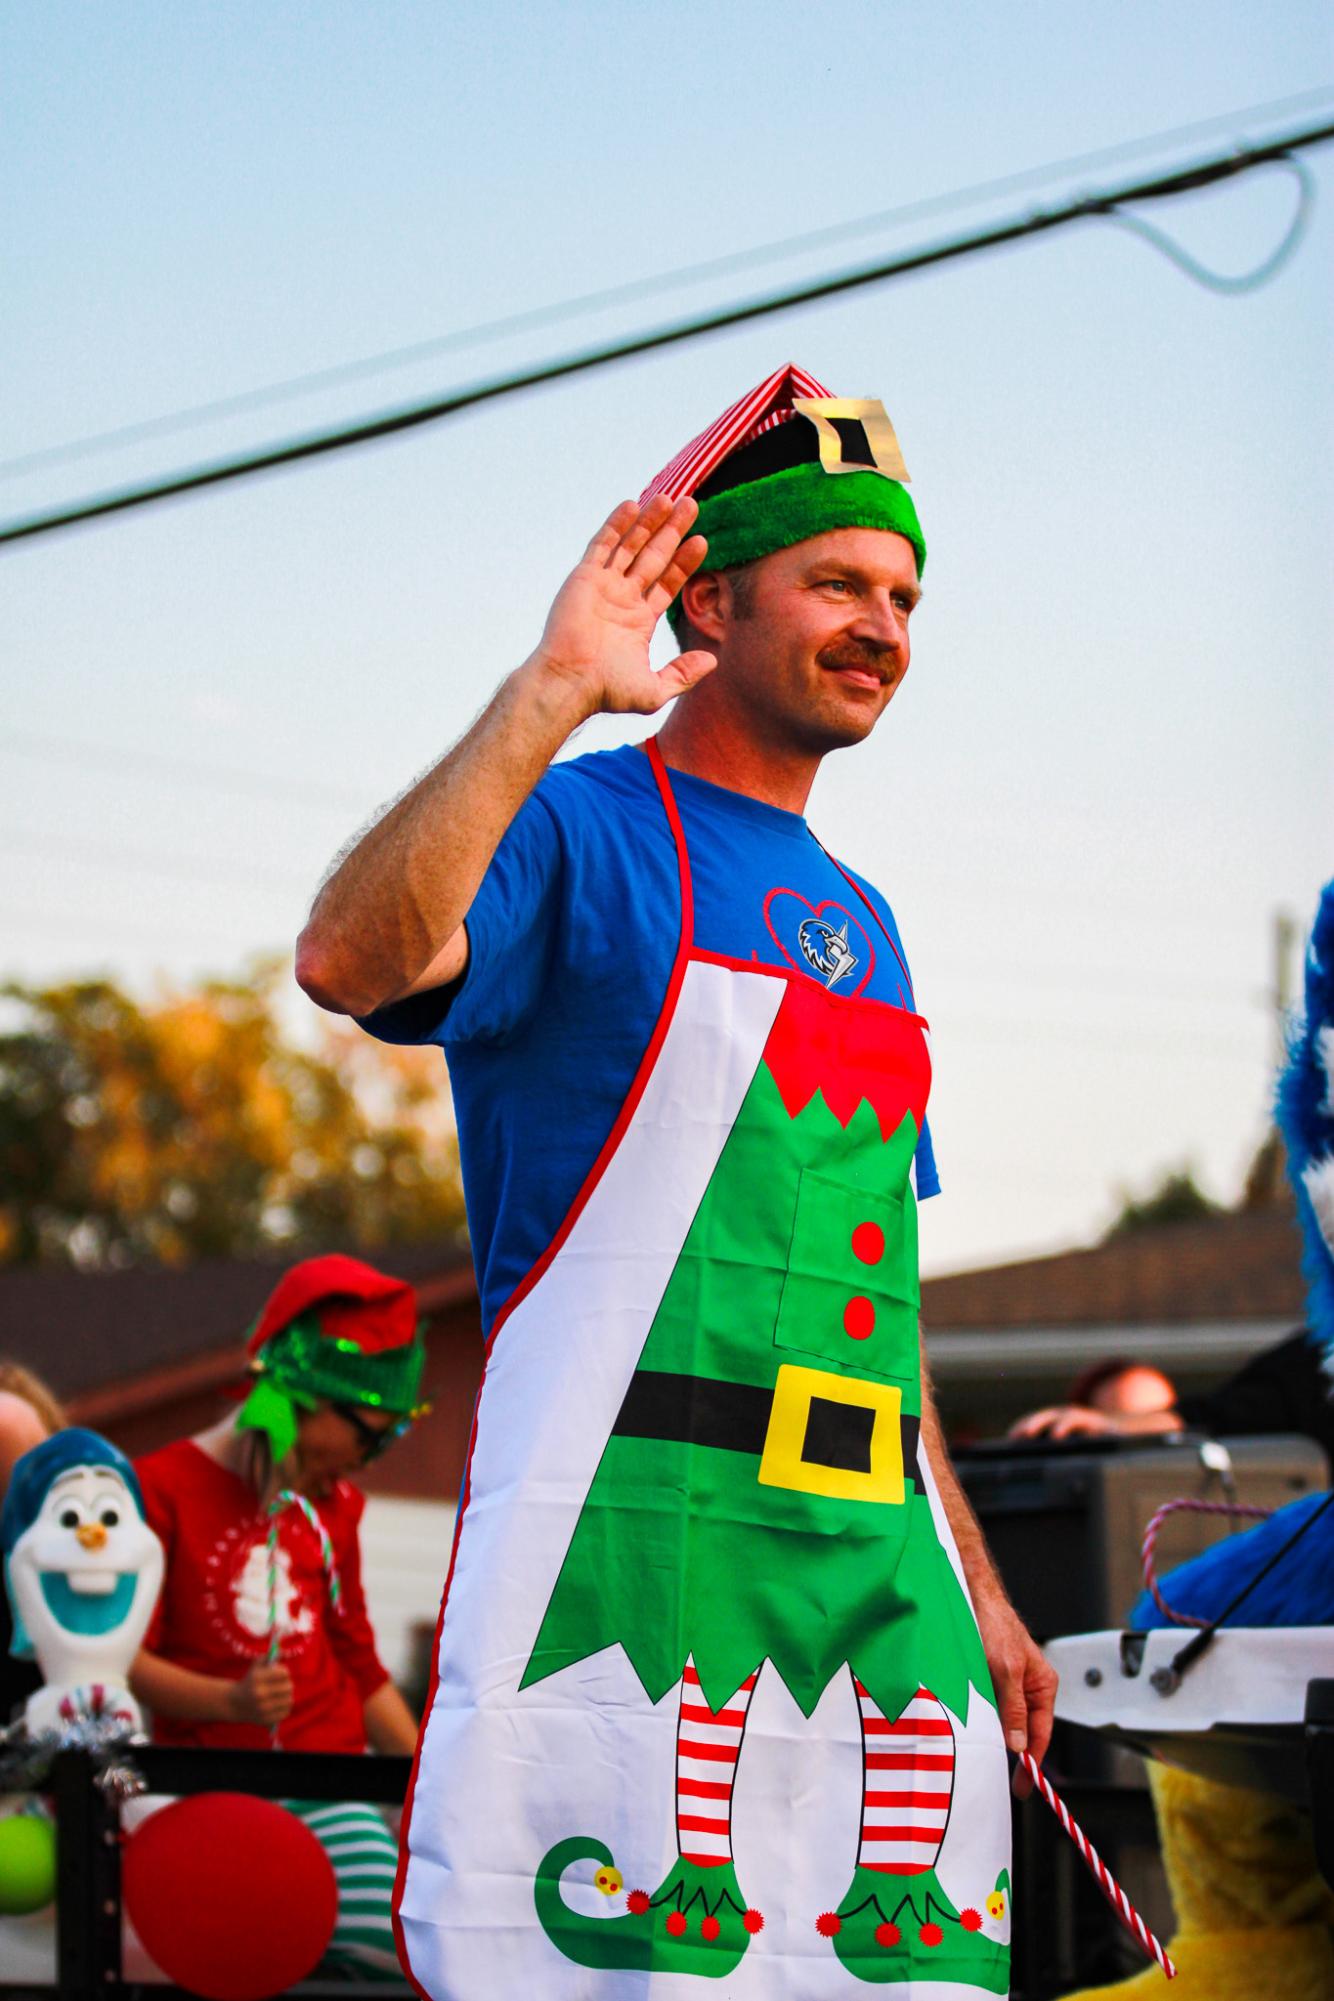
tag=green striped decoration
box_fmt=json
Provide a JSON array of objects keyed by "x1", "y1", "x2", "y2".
[{"x1": 285, "y1": 1800, "x2": 404, "y2": 1983}]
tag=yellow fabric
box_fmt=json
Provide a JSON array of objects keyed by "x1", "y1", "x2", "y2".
[{"x1": 1062, "y1": 1764, "x2": 1334, "y2": 2001}]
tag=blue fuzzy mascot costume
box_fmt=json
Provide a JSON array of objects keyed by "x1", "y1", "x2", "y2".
[{"x1": 1068, "y1": 882, "x2": 1334, "y2": 2001}]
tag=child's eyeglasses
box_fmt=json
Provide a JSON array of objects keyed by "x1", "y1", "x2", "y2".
[{"x1": 332, "y1": 1402, "x2": 413, "y2": 1463}]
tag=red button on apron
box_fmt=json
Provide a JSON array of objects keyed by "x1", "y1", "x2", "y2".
[
  {"x1": 843, "y1": 1297, "x2": 875, "y2": 1340},
  {"x1": 851, "y1": 1221, "x2": 885, "y2": 1264}
]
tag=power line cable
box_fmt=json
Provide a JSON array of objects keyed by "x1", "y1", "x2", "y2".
[
  {"x1": 3, "y1": 118, "x2": 1331, "y2": 551},
  {"x1": 0, "y1": 726, "x2": 366, "y2": 812},
  {"x1": 0, "y1": 830, "x2": 1269, "y2": 1018},
  {"x1": 1103, "y1": 154, "x2": 1315, "y2": 291},
  {"x1": 0, "y1": 903, "x2": 277, "y2": 957},
  {"x1": 0, "y1": 826, "x2": 315, "y2": 894},
  {"x1": 941, "y1": 1014, "x2": 1262, "y2": 1058},
  {"x1": 4, "y1": 86, "x2": 1330, "y2": 484},
  {"x1": 0, "y1": 731, "x2": 1297, "y2": 971}
]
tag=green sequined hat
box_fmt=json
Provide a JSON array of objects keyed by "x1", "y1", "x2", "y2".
[
  {"x1": 642, "y1": 363, "x2": 926, "y2": 641},
  {"x1": 236, "y1": 1254, "x2": 427, "y2": 1462}
]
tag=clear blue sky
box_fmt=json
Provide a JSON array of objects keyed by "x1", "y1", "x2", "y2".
[{"x1": 3, "y1": 2, "x2": 1332, "y2": 1276}]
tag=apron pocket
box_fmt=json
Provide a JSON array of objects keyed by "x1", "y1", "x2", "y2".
[{"x1": 773, "y1": 1165, "x2": 920, "y2": 1385}]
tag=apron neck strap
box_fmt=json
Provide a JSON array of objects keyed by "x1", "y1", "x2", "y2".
[{"x1": 646, "y1": 737, "x2": 695, "y2": 952}]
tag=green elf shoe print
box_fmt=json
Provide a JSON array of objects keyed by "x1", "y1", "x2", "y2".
[
  {"x1": 817, "y1": 1863, "x2": 1008, "y2": 1992},
  {"x1": 535, "y1": 1840, "x2": 762, "y2": 1977}
]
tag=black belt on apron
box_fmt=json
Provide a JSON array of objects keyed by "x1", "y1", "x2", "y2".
[{"x1": 612, "y1": 1368, "x2": 920, "y2": 1482}]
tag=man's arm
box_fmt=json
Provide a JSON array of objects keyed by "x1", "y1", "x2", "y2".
[
  {"x1": 918, "y1": 1333, "x2": 1058, "y2": 1794},
  {"x1": 296, "y1": 496, "x2": 714, "y2": 1019}
]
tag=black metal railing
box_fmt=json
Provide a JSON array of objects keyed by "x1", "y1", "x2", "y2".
[{"x1": 5, "y1": 1746, "x2": 411, "y2": 1999}]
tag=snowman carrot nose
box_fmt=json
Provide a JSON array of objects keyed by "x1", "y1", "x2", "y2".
[{"x1": 75, "y1": 1522, "x2": 108, "y2": 1550}]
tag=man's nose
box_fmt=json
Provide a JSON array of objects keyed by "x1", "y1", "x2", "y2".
[
  {"x1": 75, "y1": 1522, "x2": 108, "y2": 1551},
  {"x1": 850, "y1": 591, "x2": 905, "y2": 649}
]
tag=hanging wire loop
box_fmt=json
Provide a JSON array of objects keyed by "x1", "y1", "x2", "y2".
[{"x1": 1092, "y1": 154, "x2": 1316, "y2": 294}]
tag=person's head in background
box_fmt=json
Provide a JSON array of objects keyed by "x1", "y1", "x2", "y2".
[
  {"x1": 1009, "y1": 1355, "x2": 1181, "y2": 1442},
  {"x1": 1068, "y1": 1357, "x2": 1180, "y2": 1424},
  {"x1": 0, "y1": 1362, "x2": 66, "y2": 1490}
]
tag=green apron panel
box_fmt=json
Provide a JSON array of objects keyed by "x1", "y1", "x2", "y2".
[{"x1": 523, "y1": 1048, "x2": 994, "y2": 1725}]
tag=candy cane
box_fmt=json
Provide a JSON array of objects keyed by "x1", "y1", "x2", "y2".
[
  {"x1": 1019, "y1": 1752, "x2": 1176, "y2": 1980},
  {"x1": 265, "y1": 1511, "x2": 283, "y2": 1665},
  {"x1": 1141, "y1": 1498, "x2": 1272, "y2": 1628},
  {"x1": 271, "y1": 1488, "x2": 343, "y2": 1612},
  {"x1": 263, "y1": 1490, "x2": 344, "y2": 1745}
]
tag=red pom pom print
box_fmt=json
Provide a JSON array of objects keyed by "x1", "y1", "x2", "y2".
[
  {"x1": 743, "y1": 1908, "x2": 765, "y2": 1934},
  {"x1": 843, "y1": 1296, "x2": 876, "y2": 1340},
  {"x1": 665, "y1": 1911, "x2": 688, "y2": 1937},
  {"x1": 626, "y1": 1889, "x2": 651, "y2": 1915},
  {"x1": 919, "y1": 1921, "x2": 944, "y2": 1947},
  {"x1": 961, "y1": 1907, "x2": 983, "y2": 1931},
  {"x1": 852, "y1": 1221, "x2": 885, "y2": 1264},
  {"x1": 700, "y1": 1915, "x2": 720, "y2": 1941},
  {"x1": 816, "y1": 1912, "x2": 842, "y2": 1937},
  {"x1": 875, "y1": 1921, "x2": 902, "y2": 1947}
]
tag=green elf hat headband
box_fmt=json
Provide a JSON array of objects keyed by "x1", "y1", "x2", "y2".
[
  {"x1": 644, "y1": 362, "x2": 926, "y2": 640},
  {"x1": 236, "y1": 1253, "x2": 428, "y2": 1463}
]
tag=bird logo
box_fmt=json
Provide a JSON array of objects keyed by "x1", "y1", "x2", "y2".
[{"x1": 798, "y1": 917, "x2": 859, "y2": 991}]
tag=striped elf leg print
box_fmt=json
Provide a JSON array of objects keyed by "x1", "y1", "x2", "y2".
[
  {"x1": 855, "y1": 1681, "x2": 955, "y2": 1874},
  {"x1": 816, "y1": 1678, "x2": 1007, "y2": 1987},
  {"x1": 286, "y1": 1800, "x2": 404, "y2": 1981},
  {"x1": 675, "y1": 1660, "x2": 758, "y2": 1866},
  {"x1": 533, "y1": 1659, "x2": 765, "y2": 1971}
]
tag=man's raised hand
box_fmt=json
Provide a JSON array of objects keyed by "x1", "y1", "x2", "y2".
[{"x1": 529, "y1": 495, "x2": 716, "y2": 719}]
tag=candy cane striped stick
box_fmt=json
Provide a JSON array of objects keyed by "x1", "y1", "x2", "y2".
[
  {"x1": 1019, "y1": 1752, "x2": 1177, "y2": 1980},
  {"x1": 272, "y1": 1488, "x2": 343, "y2": 1611},
  {"x1": 263, "y1": 1489, "x2": 344, "y2": 1744}
]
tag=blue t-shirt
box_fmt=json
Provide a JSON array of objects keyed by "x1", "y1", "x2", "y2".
[{"x1": 363, "y1": 743, "x2": 938, "y2": 1333}]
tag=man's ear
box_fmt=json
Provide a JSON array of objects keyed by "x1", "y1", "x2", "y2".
[{"x1": 679, "y1": 570, "x2": 729, "y2": 643}]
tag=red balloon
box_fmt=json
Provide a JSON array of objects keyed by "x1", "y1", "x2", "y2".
[{"x1": 122, "y1": 1794, "x2": 339, "y2": 2001}]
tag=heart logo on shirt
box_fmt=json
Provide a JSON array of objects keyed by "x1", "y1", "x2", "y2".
[{"x1": 762, "y1": 890, "x2": 876, "y2": 996}]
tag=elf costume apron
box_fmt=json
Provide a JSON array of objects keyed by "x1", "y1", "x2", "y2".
[{"x1": 395, "y1": 743, "x2": 1012, "y2": 2000}]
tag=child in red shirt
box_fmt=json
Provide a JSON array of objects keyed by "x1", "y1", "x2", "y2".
[
  {"x1": 136, "y1": 1434, "x2": 390, "y2": 1752},
  {"x1": 130, "y1": 1256, "x2": 429, "y2": 1980}
]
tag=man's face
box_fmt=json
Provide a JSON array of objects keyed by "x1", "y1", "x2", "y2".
[{"x1": 693, "y1": 526, "x2": 921, "y2": 757}]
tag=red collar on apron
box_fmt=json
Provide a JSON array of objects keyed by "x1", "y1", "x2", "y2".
[{"x1": 762, "y1": 975, "x2": 929, "y2": 1141}]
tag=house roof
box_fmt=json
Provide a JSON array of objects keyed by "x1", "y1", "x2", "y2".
[
  {"x1": 921, "y1": 1202, "x2": 1307, "y2": 1333},
  {"x1": 0, "y1": 1244, "x2": 474, "y2": 1408},
  {"x1": 1, "y1": 1194, "x2": 1308, "y2": 1422}
]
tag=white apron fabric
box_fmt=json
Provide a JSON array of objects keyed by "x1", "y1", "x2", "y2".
[{"x1": 395, "y1": 749, "x2": 1010, "y2": 1999}]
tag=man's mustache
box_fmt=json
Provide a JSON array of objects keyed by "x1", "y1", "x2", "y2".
[{"x1": 816, "y1": 641, "x2": 895, "y2": 681}]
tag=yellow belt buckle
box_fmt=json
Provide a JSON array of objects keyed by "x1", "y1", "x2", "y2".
[{"x1": 757, "y1": 1363, "x2": 906, "y2": 1505}]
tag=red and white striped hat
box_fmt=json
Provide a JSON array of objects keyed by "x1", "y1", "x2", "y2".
[
  {"x1": 639, "y1": 362, "x2": 836, "y2": 506},
  {"x1": 646, "y1": 364, "x2": 926, "y2": 604}
]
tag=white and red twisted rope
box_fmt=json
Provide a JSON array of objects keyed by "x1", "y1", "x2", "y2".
[
  {"x1": 1140, "y1": 1497, "x2": 1272, "y2": 1628},
  {"x1": 1019, "y1": 1752, "x2": 1176, "y2": 1979}
]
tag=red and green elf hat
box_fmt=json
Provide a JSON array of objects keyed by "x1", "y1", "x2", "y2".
[
  {"x1": 644, "y1": 363, "x2": 926, "y2": 639},
  {"x1": 236, "y1": 1254, "x2": 427, "y2": 1462}
]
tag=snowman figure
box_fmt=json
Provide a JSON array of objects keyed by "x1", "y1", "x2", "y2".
[{"x1": 2, "y1": 1429, "x2": 163, "y2": 1737}]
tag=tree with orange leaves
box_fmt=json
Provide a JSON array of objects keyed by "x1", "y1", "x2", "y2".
[{"x1": 0, "y1": 959, "x2": 464, "y2": 1266}]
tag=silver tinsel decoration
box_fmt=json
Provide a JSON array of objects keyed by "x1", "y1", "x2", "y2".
[{"x1": 0, "y1": 1714, "x2": 146, "y2": 1798}]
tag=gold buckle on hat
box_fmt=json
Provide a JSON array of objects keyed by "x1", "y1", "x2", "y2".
[
  {"x1": 791, "y1": 397, "x2": 911, "y2": 483},
  {"x1": 757, "y1": 1363, "x2": 906, "y2": 1505}
]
